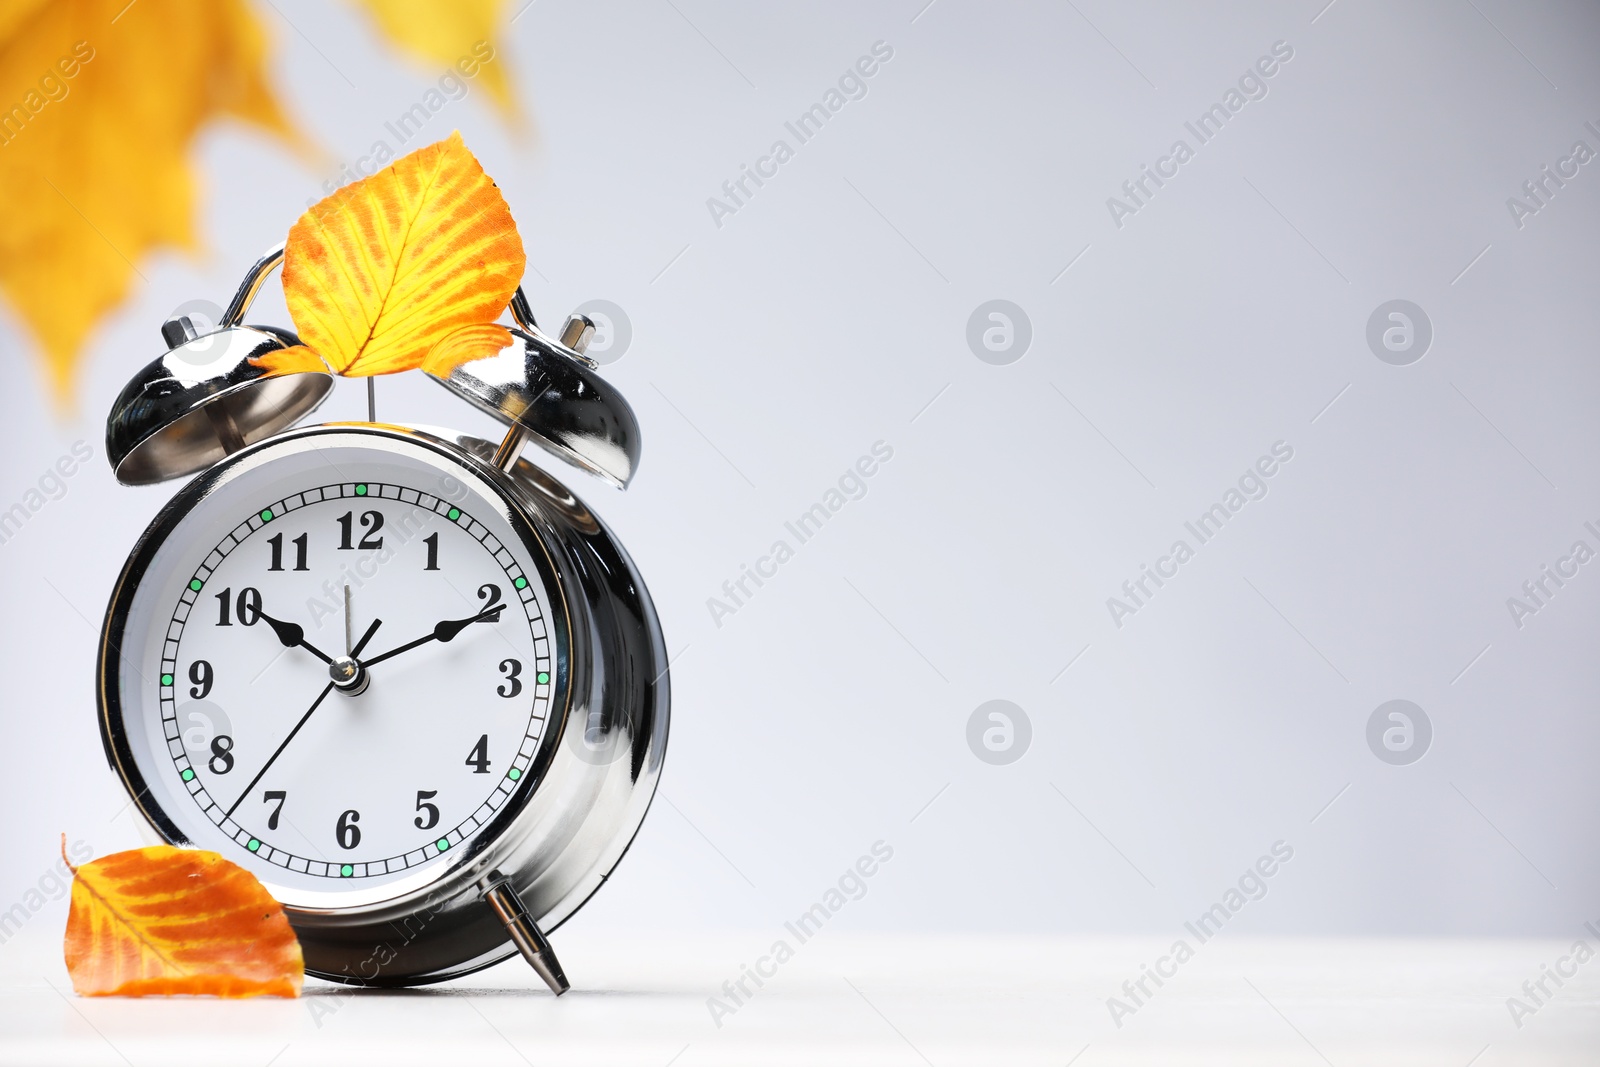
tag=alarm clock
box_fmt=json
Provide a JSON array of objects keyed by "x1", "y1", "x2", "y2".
[{"x1": 95, "y1": 245, "x2": 669, "y2": 991}]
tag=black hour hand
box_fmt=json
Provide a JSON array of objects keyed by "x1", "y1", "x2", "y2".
[{"x1": 257, "y1": 610, "x2": 333, "y2": 664}]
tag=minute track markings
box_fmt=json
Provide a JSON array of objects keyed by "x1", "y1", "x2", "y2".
[{"x1": 160, "y1": 479, "x2": 555, "y2": 880}]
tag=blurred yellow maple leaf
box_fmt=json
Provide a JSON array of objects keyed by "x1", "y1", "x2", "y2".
[
  {"x1": 0, "y1": 1, "x2": 50, "y2": 43},
  {"x1": 276, "y1": 131, "x2": 522, "y2": 377},
  {"x1": 0, "y1": 0, "x2": 303, "y2": 408},
  {"x1": 352, "y1": 0, "x2": 525, "y2": 131}
]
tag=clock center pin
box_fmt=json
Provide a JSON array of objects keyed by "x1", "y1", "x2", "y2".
[{"x1": 328, "y1": 655, "x2": 369, "y2": 697}]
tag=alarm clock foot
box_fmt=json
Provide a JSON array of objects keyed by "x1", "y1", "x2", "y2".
[{"x1": 484, "y1": 880, "x2": 570, "y2": 995}]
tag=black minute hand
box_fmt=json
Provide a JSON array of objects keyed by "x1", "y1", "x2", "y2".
[{"x1": 361, "y1": 605, "x2": 505, "y2": 670}]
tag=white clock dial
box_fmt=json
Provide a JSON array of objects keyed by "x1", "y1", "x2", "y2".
[{"x1": 108, "y1": 438, "x2": 565, "y2": 906}]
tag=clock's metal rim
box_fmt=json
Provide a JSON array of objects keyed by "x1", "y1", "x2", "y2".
[{"x1": 96, "y1": 424, "x2": 576, "y2": 915}]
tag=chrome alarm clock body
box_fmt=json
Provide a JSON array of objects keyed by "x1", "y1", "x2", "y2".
[{"x1": 94, "y1": 246, "x2": 668, "y2": 988}]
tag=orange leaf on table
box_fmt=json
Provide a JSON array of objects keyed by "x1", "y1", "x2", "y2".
[
  {"x1": 0, "y1": 0, "x2": 307, "y2": 409},
  {"x1": 283, "y1": 131, "x2": 525, "y2": 378},
  {"x1": 63, "y1": 842, "x2": 303, "y2": 998}
]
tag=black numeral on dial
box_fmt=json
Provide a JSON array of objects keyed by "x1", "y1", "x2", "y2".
[
  {"x1": 414, "y1": 790, "x2": 439, "y2": 830},
  {"x1": 497, "y1": 659, "x2": 522, "y2": 698},
  {"x1": 423, "y1": 532, "x2": 440, "y2": 571},
  {"x1": 263, "y1": 790, "x2": 286, "y2": 830},
  {"x1": 337, "y1": 510, "x2": 384, "y2": 550},
  {"x1": 465, "y1": 734, "x2": 490, "y2": 774},
  {"x1": 208, "y1": 735, "x2": 234, "y2": 774},
  {"x1": 336, "y1": 809, "x2": 361, "y2": 850},
  {"x1": 213, "y1": 587, "x2": 261, "y2": 626},
  {"x1": 188, "y1": 659, "x2": 213, "y2": 699},
  {"x1": 267, "y1": 532, "x2": 309, "y2": 571}
]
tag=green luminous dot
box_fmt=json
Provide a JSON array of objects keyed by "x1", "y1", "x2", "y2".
[
  {"x1": 160, "y1": 674, "x2": 174, "y2": 687},
  {"x1": 355, "y1": 483, "x2": 368, "y2": 496},
  {"x1": 435, "y1": 839, "x2": 450, "y2": 852},
  {"x1": 507, "y1": 768, "x2": 522, "y2": 781},
  {"x1": 180, "y1": 768, "x2": 195, "y2": 782},
  {"x1": 188, "y1": 579, "x2": 203, "y2": 592},
  {"x1": 536, "y1": 672, "x2": 549, "y2": 685},
  {"x1": 341, "y1": 864, "x2": 354, "y2": 877},
  {"x1": 513, "y1": 576, "x2": 528, "y2": 590},
  {"x1": 259, "y1": 509, "x2": 274, "y2": 522},
  {"x1": 447, "y1": 507, "x2": 461, "y2": 521},
  {"x1": 247, "y1": 839, "x2": 261, "y2": 852}
]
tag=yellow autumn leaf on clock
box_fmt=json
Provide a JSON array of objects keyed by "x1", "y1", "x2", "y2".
[
  {"x1": 0, "y1": 0, "x2": 304, "y2": 408},
  {"x1": 277, "y1": 131, "x2": 523, "y2": 378}
]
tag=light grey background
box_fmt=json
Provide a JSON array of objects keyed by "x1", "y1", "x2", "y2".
[{"x1": 1, "y1": 0, "x2": 1596, "y2": 946}]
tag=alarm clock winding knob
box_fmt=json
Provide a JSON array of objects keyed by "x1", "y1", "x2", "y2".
[
  {"x1": 160, "y1": 314, "x2": 201, "y2": 348},
  {"x1": 559, "y1": 314, "x2": 595, "y2": 357}
]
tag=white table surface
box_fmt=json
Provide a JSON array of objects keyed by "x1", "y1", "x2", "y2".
[{"x1": 1, "y1": 925, "x2": 1596, "y2": 1065}]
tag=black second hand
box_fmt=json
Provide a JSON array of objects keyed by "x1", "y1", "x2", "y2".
[
  {"x1": 223, "y1": 617, "x2": 382, "y2": 819},
  {"x1": 223, "y1": 683, "x2": 333, "y2": 818}
]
